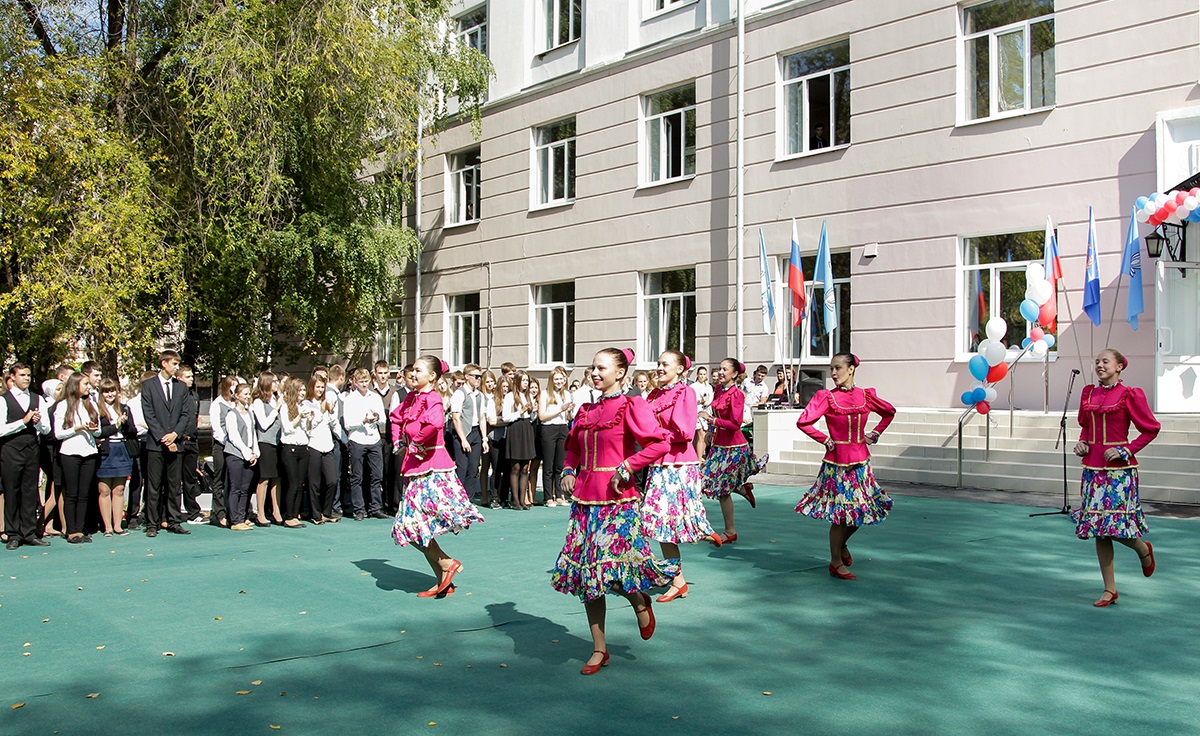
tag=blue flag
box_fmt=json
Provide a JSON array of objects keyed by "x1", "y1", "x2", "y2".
[
  {"x1": 758, "y1": 229, "x2": 776, "y2": 336},
  {"x1": 1122, "y1": 207, "x2": 1144, "y2": 330},
  {"x1": 1082, "y1": 206, "x2": 1102, "y2": 326},
  {"x1": 815, "y1": 220, "x2": 837, "y2": 334}
]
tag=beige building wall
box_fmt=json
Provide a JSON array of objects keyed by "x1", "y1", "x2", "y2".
[{"x1": 403, "y1": 0, "x2": 1200, "y2": 410}]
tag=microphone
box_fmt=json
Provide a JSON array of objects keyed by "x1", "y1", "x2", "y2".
[{"x1": 1071, "y1": 369, "x2": 1081, "y2": 375}]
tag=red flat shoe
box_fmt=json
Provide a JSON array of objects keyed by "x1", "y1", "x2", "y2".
[
  {"x1": 721, "y1": 533, "x2": 737, "y2": 544},
  {"x1": 1093, "y1": 590, "x2": 1118, "y2": 607},
  {"x1": 706, "y1": 533, "x2": 723, "y2": 548},
  {"x1": 741, "y1": 484, "x2": 757, "y2": 508},
  {"x1": 435, "y1": 559, "x2": 463, "y2": 594},
  {"x1": 657, "y1": 583, "x2": 688, "y2": 603},
  {"x1": 841, "y1": 546, "x2": 853, "y2": 567},
  {"x1": 637, "y1": 592, "x2": 656, "y2": 640},
  {"x1": 580, "y1": 650, "x2": 610, "y2": 675},
  {"x1": 828, "y1": 564, "x2": 856, "y2": 580},
  {"x1": 1140, "y1": 542, "x2": 1155, "y2": 577}
]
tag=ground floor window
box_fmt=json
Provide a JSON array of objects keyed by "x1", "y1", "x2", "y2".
[
  {"x1": 961, "y1": 230, "x2": 1055, "y2": 354},
  {"x1": 779, "y1": 252, "x2": 851, "y2": 362}
]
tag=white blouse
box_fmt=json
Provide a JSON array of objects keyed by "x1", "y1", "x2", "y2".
[
  {"x1": 501, "y1": 393, "x2": 535, "y2": 423},
  {"x1": 54, "y1": 402, "x2": 100, "y2": 457}
]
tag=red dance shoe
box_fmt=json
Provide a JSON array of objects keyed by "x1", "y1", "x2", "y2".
[
  {"x1": 1140, "y1": 542, "x2": 1155, "y2": 577},
  {"x1": 580, "y1": 650, "x2": 610, "y2": 675},
  {"x1": 828, "y1": 564, "x2": 856, "y2": 580},
  {"x1": 706, "y1": 533, "x2": 723, "y2": 547},
  {"x1": 741, "y1": 484, "x2": 757, "y2": 508},
  {"x1": 841, "y1": 546, "x2": 853, "y2": 567},
  {"x1": 637, "y1": 592, "x2": 656, "y2": 640},
  {"x1": 657, "y1": 583, "x2": 688, "y2": 603},
  {"x1": 721, "y1": 533, "x2": 738, "y2": 544},
  {"x1": 1093, "y1": 590, "x2": 1118, "y2": 607}
]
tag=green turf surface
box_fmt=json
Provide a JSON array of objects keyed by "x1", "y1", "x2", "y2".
[{"x1": 2, "y1": 486, "x2": 1198, "y2": 736}]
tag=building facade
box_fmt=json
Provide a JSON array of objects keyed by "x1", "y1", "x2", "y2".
[{"x1": 396, "y1": 0, "x2": 1200, "y2": 413}]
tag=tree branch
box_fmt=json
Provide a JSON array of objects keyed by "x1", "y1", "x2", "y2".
[{"x1": 17, "y1": 0, "x2": 57, "y2": 56}]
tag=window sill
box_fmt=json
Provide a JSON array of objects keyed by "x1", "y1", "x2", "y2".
[
  {"x1": 537, "y1": 38, "x2": 579, "y2": 60},
  {"x1": 643, "y1": 0, "x2": 698, "y2": 22},
  {"x1": 637, "y1": 173, "x2": 696, "y2": 191},
  {"x1": 775, "y1": 142, "x2": 850, "y2": 163},
  {"x1": 443, "y1": 218, "x2": 481, "y2": 231},
  {"x1": 956, "y1": 104, "x2": 1054, "y2": 129},
  {"x1": 529, "y1": 198, "x2": 575, "y2": 214}
]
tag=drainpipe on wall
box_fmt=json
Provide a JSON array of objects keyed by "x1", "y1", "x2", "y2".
[
  {"x1": 414, "y1": 115, "x2": 423, "y2": 359},
  {"x1": 734, "y1": 0, "x2": 745, "y2": 362}
]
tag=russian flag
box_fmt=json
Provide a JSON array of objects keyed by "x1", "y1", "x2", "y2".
[
  {"x1": 1043, "y1": 216, "x2": 1063, "y2": 284},
  {"x1": 788, "y1": 219, "x2": 806, "y2": 327}
]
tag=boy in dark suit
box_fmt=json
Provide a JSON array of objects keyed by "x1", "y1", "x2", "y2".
[{"x1": 141, "y1": 350, "x2": 197, "y2": 537}]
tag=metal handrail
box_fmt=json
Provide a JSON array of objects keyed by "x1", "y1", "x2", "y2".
[{"x1": 956, "y1": 405, "x2": 991, "y2": 488}]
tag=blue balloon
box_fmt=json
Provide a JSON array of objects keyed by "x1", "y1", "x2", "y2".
[
  {"x1": 968, "y1": 355, "x2": 990, "y2": 381},
  {"x1": 1150, "y1": 192, "x2": 1161, "y2": 202},
  {"x1": 1019, "y1": 298, "x2": 1040, "y2": 322},
  {"x1": 971, "y1": 387, "x2": 987, "y2": 403},
  {"x1": 1135, "y1": 196, "x2": 1149, "y2": 209},
  {"x1": 1189, "y1": 208, "x2": 1200, "y2": 223},
  {"x1": 961, "y1": 391, "x2": 975, "y2": 406},
  {"x1": 1022, "y1": 337, "x2": 1032, "y2": 349},
  {"x1": 1044, "y1": 334, "x2": 1056, "y2": 348}
]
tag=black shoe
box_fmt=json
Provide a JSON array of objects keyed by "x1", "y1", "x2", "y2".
[
  {"x1": 126, "y1": 519, "x2": 141, "y2": 530},
  {"x1": 24, "y1": 537, "x2": 50, "y2": 547},
  {"x1": 146, "y1": 528, "x2": 158, "y2": 538},
  {"x1": 6, "y1": 539, "x2": 19, "y2": 550},
  {"x1": 80, "y1": 535, "x2": 93, "y2": 543},
  {"x1": 368, "y1": 511, "x2": 390, "y2": 520},
  {"x1": 166, "y1": 525, "x2": 191, "y2": 535},
  {"x1": 330, "y1": 511, "x2": 343, "y2": 520},
  {"x1": 68, "y1": 536, "x2": 86, "y2": 544},
  {"x1": 354, "y1": 511, "x2": 366, "y2": 521}
]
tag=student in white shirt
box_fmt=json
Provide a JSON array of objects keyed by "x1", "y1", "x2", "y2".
[
  {"x1": 53, "y1": 372, "x2": 100, "y2": 544},
  {"x1": 537, "y1": 366, "x2": 574, "y2": 507},
  {"x1": 1, "y1": 363, "x2": 52, "y2": 549},
  {"x1": 306, "y1": 375, "x2": 339, "y2": 525},
  {"x1": 691, "y1": 366, "x2": 714, "y2": 458},
  {"x1": 277, "y1": 378, "x2": 310, "y2": 528},
  {"x1": 251, "y1": 372, "x2": 282, "y2": 526},
  {"x1": 450, "y1": 363, "x2": 487, "y2": 504},
  {"x1": 223, "y1": 383, "x2": 260, "y2": 531},
  {"x1": 208, "y1": 376, "x2": 236, "y2": 528},
  {"x1": 343, "y1": 368, "x2": 388, "y2": 520},
  {"x1": 502, "y1": 371, "x2": 537, "y2": 510}
]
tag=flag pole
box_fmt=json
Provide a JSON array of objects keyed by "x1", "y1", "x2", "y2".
[
  {"x1": 1103, "y1": 269, "x2": 1125, "y2": 348},
  {"x1": 1059, "y1": 283, "x2": 1087, "y2": 375}
]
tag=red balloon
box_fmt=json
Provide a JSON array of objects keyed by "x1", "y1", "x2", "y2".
[
  {"x1": 1191, "y1": 187, "x2": 1200, "y2": 198},
  {"x1": 1176, "y1": 190, "x2": 1189, "y2": 205},
  {"x1": 1165, "y1": 200, "x2": 1179, "y2": 214},
  {"x1": 1030, "y1": 326, "x2": 1045, "y2": 341},
  {"x1": 976, "y1": 400, "x2": 991, "y2": 415},
  {"x1": 986, "y1": 362, "x2": 1009, "y2": 382},
  {"x1": 1039, "y1": 301, "x2": 1057, "y2": 326}
]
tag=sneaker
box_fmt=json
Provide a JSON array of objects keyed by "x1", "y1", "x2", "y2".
[
  {"x1": 488, "y1": 500, "x2": 501, "y2": 509},
  {"x1": 186, "y1": 515, "x2": 208, "y2": 525},
  {"x1": 368, "y1": 511, "x2": 390, "y2": 520},
  {"x1": 354, "y1": 511, "x2": 366, "y2": 521}
]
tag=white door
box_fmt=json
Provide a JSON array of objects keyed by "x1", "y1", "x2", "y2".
[{"x1": 1155, "y1": 259, "x2": 1200, "y2": 412}]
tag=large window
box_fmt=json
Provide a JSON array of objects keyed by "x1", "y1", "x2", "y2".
[
  {"x1": 652, "y1": 0, "x2": 692, "y2": 11},
  {"x1": 447, "y1": 148, "x2": 481, "y2": 225},
  {"x1": 643, "y1": 85, "x2": 696, "y2": 184},
  {"x1": 780, "y1": 40, "x2": 850, "y2": 157},
  {"x1": 534, "y1": 119, "x2": 576, "y2": 207},
  {"x1": 779, "y1": 253, "x2": 851, "y2": 362},
  {"x1": 545, "y1": 0, "x2": 581, "y2": 50},
  {"x1": 457, "y1": 7, "x2": 488, "y2": 55},
  {"x1": 962, "y1": 0, "x2": 1054, "y2": 122},
  {"x1": 377, "y1": 316, "x2": 403, "y2": 366},
  {"x1": 534, "y1": 282, "x2": 575, "y2": 366},
  {"x1": 447, "y1": 293, "x2": 480, "y2": 367},
  {"x1": 961, "y1": 231, "x2": 1055, "y2": 354},
  {"x1": 642, "y1": 269, "x2": 696, "y2": 360}
]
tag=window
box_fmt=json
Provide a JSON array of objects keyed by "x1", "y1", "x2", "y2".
[
  {"x1": 534, "y1": 282, "x2": 575, "y2": 365},
  {"x1": 377, "y1": 316, "x2": 403, "y2": 366},
  {"x1": 642, "y1": 269, "x2": 696, "y2": 359},
  {"x1": 961, "y1": 231, "x2": 1056, "y2": 354},
  {"x1": 457, "y1": 7, "x2": 488, "y2": 55},
  {"x1": 447, "y1": 148, "x2": 481, "y2": 225},
  {"x1": 653, "y1": 0, "x2": 691, "y2": 11},
  {"x1": 962, "y1": 0, "x2": 1054, "y2": 122},
  {"x1": 534, "y1": 119, "x2": 576, "y2": 206},
  {"x1": 780, "y1": 253, "x2": 851, "y2": 361},
  {"x1": 643, "y1": 85, "x2": 696, "y2": 184},
  {"x1": 447, "y1": 293, "x2": 480, "y2": 367},
  {"x1": 780, "y1": 40, "x2": 850, "y2": 156},
  {"x1": 545, "y1": 0, "x2": 582, "y2": 50}
]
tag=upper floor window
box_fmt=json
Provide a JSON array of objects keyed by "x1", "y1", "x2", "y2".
[
  {"x1": 447, "y1": 148, "x2": 481, "y2": 225},
  {"x1": 534, "y1": 118, "x2": 576, "y2": 207},
  {"x1": 534, "y1": 282, "x2": 575, "y2": 366},
  {"x1": 961, "y1": 231, "x2": 1056, "y2": 355},
  {"x1": 780, "y1": 40, "x2": 850, "y2": 157},
  {"x1": 652, "y1": 0, "x2": 692, "y2": 11},
  {"x1": 643, "y1": 85, "x2": 696, "y2": 184},
  {"x1": 447, "y1": 293, "x2": 481, "y2": 368},
  {"x1": 545, "y1": 0, "x2": 582, "y2": 50},
  {"x1": 642, "y1": 269, "x2": 696, "y2": 360},
  {"x1": 962, "y1": 0, "x2": 1054, "y2": 122},
  {"x1": 457, "y1": 7, "x2": 488, "y2": 55}
]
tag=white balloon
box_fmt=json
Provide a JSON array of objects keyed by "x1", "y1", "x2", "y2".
[
  {"x1": 1031, "y1": 339, "x2": 1048, "y2": 356},
  {"x1": 1136, "y1": 209, "x2": 1150, "y2": 223},
  {"x1": 984, "y1": 341, "x2": 1007, "y2": 367},
  {"x1": 1155, "y1": 192, "x2": 1169, "y2": 207},
  {"x1": 1186, "y1": 197, "x2": 1198, "y2": 210},
  {"x1": 976, "y1": 338, "x2": 992, "y2": 354},
  {"x1": 1025, "y1": 263, "x2": 1045, "y2": 283},
  {"x1": 1025, "y1": 286, "x2": 1038, "y2": 303},
  {"x1": 970, "y1": 380, "x2": 986, "y2": 391},
  {"x1": 983, "y1": 387, "x2": 998, "y2": 403},
  {"x1": 985, "y1": 317, "x2": 1007, "y2": 342},
  {"x1": 1032, "y1": 279, "x2": 1054, "y2": 306}
]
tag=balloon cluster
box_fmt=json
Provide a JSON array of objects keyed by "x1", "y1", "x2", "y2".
[
  {"x1": 960, "y1": 264, "x2": 1057, "y2": 414},
  {"x1": 1136, "y1": 189, "x2": 1200, "y2": 227}
]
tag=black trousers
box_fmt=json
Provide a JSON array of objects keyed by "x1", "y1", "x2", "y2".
[
  {"x1": 452, "y1": 428, "x2": 482, "y2": 498},
  {"x1": 539, "y1": 423, "x2": 569, "y2": 501},
  {"x1": 307, "y1": 447, "x2": 337, "y2": 520},
  {"x1": 124, "y1": 442, "x2": 146, "y2": 526},
  {"x1": 349, "y1": 441, "x2": 383, "y2": 514},
  {"x1": 279, "y1": 445, "x2": 307, "y2": 520},
  {"x1": 487, "y1": 438, "x2": 509, "y2": 503},
  {"x1": 209, "y1": 441, "x2": 228, "y2": 522},
  {"x1": 225, "y1": 454, "x2": 254, "y2": 524},
  {"x1": 181, "y1": 440, "x2": 201, "y2": 517},
  {"x1": 2, "y1": 439, "x2": 42, "y2": 541},
  {"x1": 144, "y1": 450, "x2": 183, "y2": 528},
  {"x1": 59, "y1": 454, "x2": 97, "y2": 536}
]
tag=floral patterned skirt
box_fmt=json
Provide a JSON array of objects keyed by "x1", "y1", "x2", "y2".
[
  {"x1": 641, "y1": 464, "x2": 716, "y2": 544},
  {"x1": 796, "y1": 461, "x2": 891, "y2": 527},
  {"x1": 701, "y1": 444, "x2": 768, "y2": 499},
  {"x1": 551, "y1": 501, "x2": 678, "y2": 602},
  {"x1": 1071, "y1": 467, "x2": 1148, "y2": 540},
  {"x1": 392, "y1": 470, "x2": 485, "y2": 548}
]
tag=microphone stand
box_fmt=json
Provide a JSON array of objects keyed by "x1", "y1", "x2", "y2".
[{"x1": 1030, "y1": 369, "x2": 1080, "y2": 518}]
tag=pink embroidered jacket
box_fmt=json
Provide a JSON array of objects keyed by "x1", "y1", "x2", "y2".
[
  {"x1": 647, "y1": 382, "x2": 699, "y2": 465},
  {"x1": 1077, "y1": 383, "x2": 1159, "y2": 469},
  {"x1": 795, "y1": 387, "x2": 896, "y2": 466},
  {"x1": 564, "y1": 394, "x2": 669, "y2": 505},
  {"x1": 390, "y1": 390, "x2": 454, "y2": 476},
  {"x1": 709, "y1": 384, "x2": 748, "y2": 447}
]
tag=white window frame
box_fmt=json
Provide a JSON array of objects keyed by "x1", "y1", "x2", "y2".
[
  {"x1": 446, "y1": 148, "x2": 481, "y2": 226},
  {"x1": 531, "y1": 282, "x2": 575, "y2": 368},
  {"x1": 446, "y1": 293, "x2": 480, "y2": 368},
  {"x1": 777, "y1": 256, "x2": 850, "y2": 364},
  {"x1": 457, "y1": 7, "x2": 488, "y2": 55},
  {"x1": 639, "y1": 269, "x2": 696, "y2": 363},
  {"x1": 646, "y1": 0, "x2": 695, "y2": 18},
  {"x1": 641, "y1": 84, "x2": 697, "y2": 186},
  {"x1": 377, "y1": 316, "x2": 403, "y2": 366},
  {"x1": 956, "y1": 232, "x2": 1057, "y2": 361},
  {"x1": 544, "y1": 0, "x2": 582, "y2": 52},
  {"x1": 959, "y1": 0, "x2": 1055, "y2": 124},
  {"x1": 532, "y1": 118, "x2": 576, "y2": 209},
  {"x1": 777, "y1": 39, "x2": 851, "y2": 160}
]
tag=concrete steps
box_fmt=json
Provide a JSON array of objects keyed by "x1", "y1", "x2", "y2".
[{"x1": 756, "y1": 408, "x2": 1200, "y2": 507}]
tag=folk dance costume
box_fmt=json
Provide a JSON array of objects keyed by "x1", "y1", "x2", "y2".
[
  {"x1": 700, "y1": 384, "x2": 767, "y2": 499},
  {"x1": 1070, "y1": 382, "x2": 1159, "y2": 540},
  {"x1": 641, "y1": 383, "x2": 716, "y2": 547},
  {"x1": 390, "y1": 389, "x2": 484, "y2": 548},
  {"x1": 794, "y1": 387, "x2": 896, "y2": 526},
  {"x1": 551, "y1": 394, "x2": 677, "y2": 602}
]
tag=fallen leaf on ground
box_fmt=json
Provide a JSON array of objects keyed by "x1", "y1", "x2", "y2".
[
  {"x1": 236, "y1": 691, "x2": 251, "y2": 695},
  {"x1": 11, "y1": 702, "x2": 24, "y2": 709},
  {"x1": 433, "y1": 663, "x2": 442, "y2": 667},
  {"x1": 672, "y1": 716, "x2": 680, "y2": 720},
  {"x1": 279, "y1": 692, "x2": 286, "y2": 696},
  {"x1": 428, "y1": 723, "x2": 436, "y2": 727},
  {"x1": 77, "y1": 587, "x2": 83, "y2": 590},
  {"x1": 96, "y1": 646, "x2": 105, "y2": 650},
  {"x1": 238, "y1": 590, "x2": 246, "y2": 594},
  {"x1": 42, "y1": 619, "x2": 49, "y2": 623},
  {"x1": 86, "y1": 693, "x2": 99, "y2": 699},
  {"x1": 763, "y1": 691, "x2": 772, "y2": 696},
  {"x1": 500, "y1": 663, "x2": 507, "y2": 668},
  {"x1": 551, "y1": 640, "x2": 559, "y2": 643},
  {"x1": 23, "y1": 642, "x2": 30, "y2": 647},
  {"x1": 162, "y1": 652, "x2": 175, "y2": 657},
  {"x1": 270, "y1": 726, "x2": 280, "y2": 730},
  {"x1": 214, "y1": 617, "x2": 222, "y2": 621},
  {"x1": 251, "y1": 680, "x2": 262, "y2": 686},
  {"x1": 298, "y1": 611, "x2": 306, "y2": 615},
  {"x1": 22, "y1": 652, "x2": 30, "y2": 657}
]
